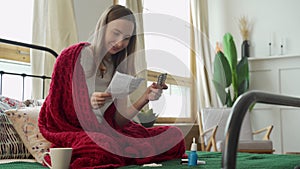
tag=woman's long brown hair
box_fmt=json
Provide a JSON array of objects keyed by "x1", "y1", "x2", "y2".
[{"x1": 91, "y1": 5, "x2": 137, "y2": 77}]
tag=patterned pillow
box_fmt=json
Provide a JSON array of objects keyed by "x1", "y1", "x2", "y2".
[
  {"x1": 0, "y1": 96, "x2": 30, "y2": 159},
  {"x1": 0, "y1": 96, "x2": 25, "y2": 109},
  {"x1": 5, "y1": 107, "x2": 51, "y2": 163}
]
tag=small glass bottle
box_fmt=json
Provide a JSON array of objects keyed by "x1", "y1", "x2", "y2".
[{"x1": 188, "y1": 137, "x2": 198, "y2": 166}]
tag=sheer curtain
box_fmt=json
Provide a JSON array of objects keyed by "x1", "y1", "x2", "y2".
[
  {"x1": 31, "y1": 0, "x2": 78, "y2": 99},
  {"x1": 124, "y1": 0, "x2": 148, "y2": 107},
  {"x1": 190, "y1": 0, "x2": 220, "y2": 151},
  {"x1": 190, "y1": 0, "x2": 219, "y2": 109}
]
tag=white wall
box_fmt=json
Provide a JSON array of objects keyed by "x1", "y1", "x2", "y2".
[
  {"x1": 73, "y1": 0, "x2": 113, "y2": 42},
  {"x1": 208, "y1": 0, "x2": 300, "y2": 58}
]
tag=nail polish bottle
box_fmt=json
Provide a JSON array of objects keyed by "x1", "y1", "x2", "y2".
[{"x1": 188, "y1": 137, "x2": 198, "y2": 166}]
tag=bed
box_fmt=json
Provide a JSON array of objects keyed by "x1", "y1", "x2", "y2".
[{"x1": 0, "y1": 38, "x2": 300, "y2": 169}]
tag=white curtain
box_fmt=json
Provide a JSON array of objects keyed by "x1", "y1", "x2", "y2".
[
  {"x1": 190, "y1": 0, "x2": 219, "y2": 109},
  {"x1": 31, "y1": 0, "x2": 78, "y2": 99},
  {"x1": 125, "y1": 0, "x2": 148, "y2": 106}
]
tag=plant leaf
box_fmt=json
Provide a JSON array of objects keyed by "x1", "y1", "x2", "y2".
[
  {"x1": 223, "y1": 33, "x2": 238, "y2": 99},
  {"x1": 237, "y1": 57, "x2": 249, "y2": 95},
  {"x1": 238, "y1": 79, "x2": 249, "y2": 96},
  {"x1": 213, "y1": 51, "x2": 232, "y2": 87},
  {"x1": 223, "y1": 33, "x2": 238, "y2": 72},
  {"x1": 212, "y1": 80, "x2": 227, "y2": 105},
  {"x1": 213, "y1": 50, "x2": 232, "y2": 106},
  {"x1": 226, "y1": 91, "x2": 233, "y2": 107}
]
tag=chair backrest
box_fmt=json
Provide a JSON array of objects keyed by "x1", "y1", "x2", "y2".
[{"x1": 201, "y1": 108, "x2": 253, "y2": 145}]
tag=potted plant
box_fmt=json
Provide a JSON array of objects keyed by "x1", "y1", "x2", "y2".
[
  {"x1": 137, "y1": 108, "x2": 158, "y2": 128},
  {"x1": 199, "y1": 38, "x2": 250, "y2": 151},
  {"x1": 212, "y1": 33, "x2": 250, "y2": 107}
]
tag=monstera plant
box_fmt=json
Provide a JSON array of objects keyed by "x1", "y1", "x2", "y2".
[{"x1": 212, "y1": 33, "x2": 250, "y2": 107}]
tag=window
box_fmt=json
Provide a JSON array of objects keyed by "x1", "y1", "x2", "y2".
[
  {"x1": 118, "y1": 0, "x2": 196, "y2": 123},
  {"x1": 0, "y1": 0, "x2": 34, "y2": 100},
  {"x1": 0, "y1": 0, "x2": 33, "y2": 43}
]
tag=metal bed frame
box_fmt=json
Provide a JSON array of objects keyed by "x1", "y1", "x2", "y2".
[
  {"x1": 0, "y1": 38, "x2": 58, "y2": 100},
  {"x1": 222, "y1": 90, "x2": 300, "y2": 169}
]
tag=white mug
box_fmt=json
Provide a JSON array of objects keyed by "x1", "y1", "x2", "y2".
[{"x1": 42, "y1": 148, "x2": 73, "y2": 169}]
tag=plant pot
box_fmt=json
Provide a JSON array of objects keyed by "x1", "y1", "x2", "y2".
[
  {"x1": 137, "y1": 112, "x2": 157, "y2": 128},
  {"x1": 241, "y1": 40, "x2": 250, "y2": 58},
  {"x1": 140, "y1": 120, "x2": 156, "y2": 128}
]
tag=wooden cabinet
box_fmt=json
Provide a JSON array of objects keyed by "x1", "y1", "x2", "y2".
[{"x1": 249, "y1": 55, "x2": 300, "y2": 154}]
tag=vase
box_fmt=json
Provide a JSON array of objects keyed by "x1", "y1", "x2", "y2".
[{"x1": 241, "y1": 40, "x2": 250, "y2": 57}]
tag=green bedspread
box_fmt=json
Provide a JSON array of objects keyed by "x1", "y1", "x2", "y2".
[{"x1": 1, "y1": 152, "x2": 299, "y2": 169}]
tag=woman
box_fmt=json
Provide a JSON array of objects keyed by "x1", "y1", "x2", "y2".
[{"x1": 39, "y1": 5, "x2": 185, "y2": 169}]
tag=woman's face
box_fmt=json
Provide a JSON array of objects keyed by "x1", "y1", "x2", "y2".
[{"x1": 105, "y1": 19, "x2": 134, "y2": 55}]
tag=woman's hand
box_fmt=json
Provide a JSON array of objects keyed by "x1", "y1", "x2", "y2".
[
  {"x1": 146, "y1": 82, "x2": 168, "y2": 101},
  {"x1": 90, "y1": 92, "x2": 112, "y2": 109}
]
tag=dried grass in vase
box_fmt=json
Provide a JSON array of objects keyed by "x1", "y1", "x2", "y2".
[{"x1": 239, "y1": 16, "x2": 250, "y2": 41}]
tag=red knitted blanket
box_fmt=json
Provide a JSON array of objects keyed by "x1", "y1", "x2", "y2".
[{"x1": 38, "y1": 43, "x2": 186, "y2": 169}]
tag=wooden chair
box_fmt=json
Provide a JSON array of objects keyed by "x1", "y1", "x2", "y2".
[{"x1": 197, "y1": 108, "x2": 274, "y2": 153}]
